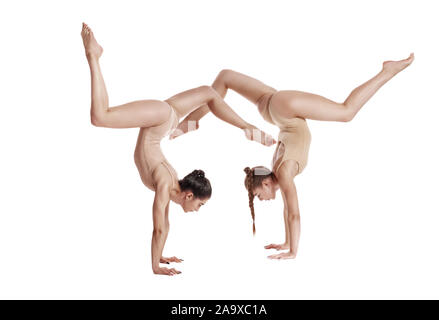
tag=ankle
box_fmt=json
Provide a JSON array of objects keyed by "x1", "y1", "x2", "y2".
[
  {"x1": 86, "y1": 52, "x2": 99, "y2": 63},
  {"x1": 378, "y1": 69, "x2": 394, "y2": 83}
]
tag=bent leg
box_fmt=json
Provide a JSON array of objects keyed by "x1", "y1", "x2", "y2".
[
  {"x1": 170, "y1": 70, "x2": 277, "y2": 139},
  {"x1": 183, "y1": 69, "x2": 277, "y2": 122},
  {"x1": 166, "y1": 86, "x2": 275, "y2": 146},
  {"x1": 166, "y1": 85, "x2": 251, "y2": 129},
  {"x1": 278, "y1": 53, "x2": 414, "y2": 122},
  {"x1": 212, "y1": 69, "x2": 277, "y2": 103}
]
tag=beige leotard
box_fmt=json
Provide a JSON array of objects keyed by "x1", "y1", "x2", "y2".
[
  {"x1": 134, "y1": 102, "x2": 179, "y2": 191},
  {"x1": 257, "y1": 92, "x2": 312, "y2": 175}
]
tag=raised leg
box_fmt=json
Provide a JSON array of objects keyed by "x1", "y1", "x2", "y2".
[
  {"x1": 81, "y1": 23, "x2": 170, "y2": 128},
  {"x1": 276, "y1": 53, "x2": 415, "y2": 122}
]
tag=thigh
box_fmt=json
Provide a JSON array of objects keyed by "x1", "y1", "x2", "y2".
[
  {"x1": 105, "y1": 99, "x2": 171, "y2": 128},
  {"x1": 165, "y1": 86, "x2": 213, "y2": 118},
  {"x1": 271, "y1": 90, "x2": 349, "y2": 122}
]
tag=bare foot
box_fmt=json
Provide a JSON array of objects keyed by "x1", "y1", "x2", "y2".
[
  {"x1": 81, "y1": 22, "x2": 103, "y2": 60},
  {"x1": 243, "y1": 124, "x2": 276, "y2": 147},
  {"x1": 382, "y1": 53, "x2": 414, "y2": 76}
]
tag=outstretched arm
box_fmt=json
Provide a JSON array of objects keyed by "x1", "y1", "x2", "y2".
[
  {"x1": 170, "y1": 69, "x2": 276, "y2": 139},
  {"x1": 160, "y1": 203, "x2": 183, "y2": 264},
  {"x1": 268, "y1": 164, "x2": 301, "y2": 259},
  {"x1": 283, "y1": 182, "x2": 301, "y2": 258},
  {"x1": 151, "y1": 184, "x2": 181, "y2": 276},
  {"x1": 264, "y1": 191, "x2": 290, "y2": 251}
]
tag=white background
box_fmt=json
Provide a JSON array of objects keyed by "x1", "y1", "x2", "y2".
[{"x1": 1, "y1": 0, "x2": 438, "y2": 299}]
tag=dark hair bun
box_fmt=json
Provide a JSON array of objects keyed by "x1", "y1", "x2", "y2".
[
  {"x1": 244, "y1": 167, "x2": 252, "y2": 175},
  {"x1": 179, "y1": 169, "x2": 211, "y2": 199},
  {"x1": 190, "y1": 169, "x2": 205, "y2": 179}
]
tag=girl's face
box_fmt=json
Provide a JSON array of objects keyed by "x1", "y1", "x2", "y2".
[
  {"x1": 252, "y1": 178, "x2": 277, "y2": 201},
  {"x1": 182, "y1": 192, "x2": 209, "y2": 212}
]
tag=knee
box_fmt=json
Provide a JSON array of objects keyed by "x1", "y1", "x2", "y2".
[
  {"x1": 217, "y1": 69, "x2": 233, "y2": 80},
  {"x1": 198, "y1": 85, "x2": 212, "y2": 92},
  {"x1": 197, "y1": 85, "x2": 216, "y2": 99},
  {"x1": 217, "y1": 69, "x2": 236, "y2": 84}
]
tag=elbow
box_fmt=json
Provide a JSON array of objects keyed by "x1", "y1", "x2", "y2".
[{"x1": 287, "y1": 212, "x2": 300, "y2": 223}]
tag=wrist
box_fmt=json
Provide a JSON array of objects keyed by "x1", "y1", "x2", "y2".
[
  {"x1": 242, "y1": 123, "x2": 253, "y2": 131},
  {"x1": 152, "y1": 264, "x2": 160, "y2": 272}
]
